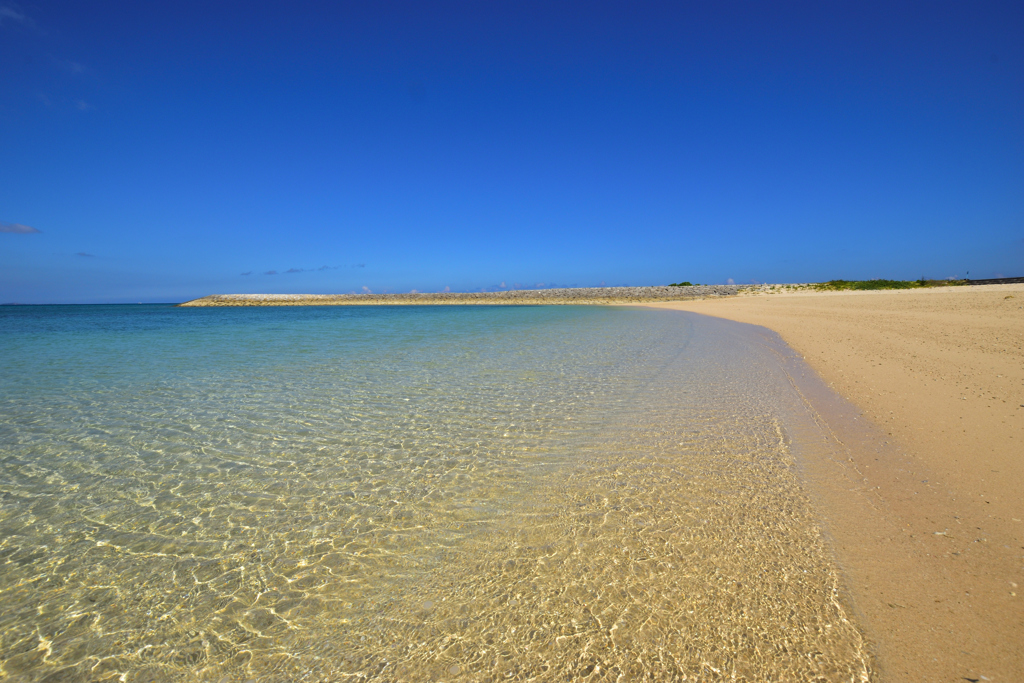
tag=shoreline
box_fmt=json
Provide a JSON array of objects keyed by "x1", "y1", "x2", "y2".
[
  {"x1": 176, "y1": 285, "x2": 742, "y2": 306},
  {"x1": 175, "y1": 282, "x2": 1023, "y2": 678},
  {"x1": 640, "y1": 284, "x2": 1024, "y2": 682}
]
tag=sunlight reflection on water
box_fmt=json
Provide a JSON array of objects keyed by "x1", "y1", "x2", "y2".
[{"x1": 0, "y1": 304, "x2": 870, "y2": 681}]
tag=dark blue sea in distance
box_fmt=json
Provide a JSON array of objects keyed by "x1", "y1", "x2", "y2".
[{"x1": 0, "y1": 304, "x2": 871, "y2": 681}]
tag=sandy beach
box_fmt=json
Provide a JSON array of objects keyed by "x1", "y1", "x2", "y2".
[{"x1": 644, "y1": 285, "x2": 1024, "y2": 682}]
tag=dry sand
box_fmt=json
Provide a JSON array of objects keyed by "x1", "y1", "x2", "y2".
[{"x1": 643, "y1": 285, "x2": 1024, "y2": 682}]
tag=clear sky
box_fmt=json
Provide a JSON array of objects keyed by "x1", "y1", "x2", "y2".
[{"x1": 1, "y1": 1, "x2": 1022, "y2": 303}]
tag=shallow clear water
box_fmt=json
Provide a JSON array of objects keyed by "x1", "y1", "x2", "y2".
[{"x1": 0, "y1": 305, "x2": 870, "y2": 681}]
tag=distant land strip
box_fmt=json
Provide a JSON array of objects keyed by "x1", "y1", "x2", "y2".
[
  {"x1": 177, "y1": 285, "x2": 745, "y2": 307},
  {"x1": 966, "y1": 276, "x2": 1024, "y2": 285}
]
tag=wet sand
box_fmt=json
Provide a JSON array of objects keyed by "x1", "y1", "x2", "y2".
[{"x1": 643, "y1": 285, "x2": 1024, "y2": 682}]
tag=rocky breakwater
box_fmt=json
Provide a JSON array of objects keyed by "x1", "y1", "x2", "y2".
[{"x1": 177, "y1": 285, "x2": 745, "y2": 306}]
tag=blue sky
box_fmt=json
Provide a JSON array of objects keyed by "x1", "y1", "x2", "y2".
[{"x1": 1, "y1": 1, "x2": 1022, "y2": 303}]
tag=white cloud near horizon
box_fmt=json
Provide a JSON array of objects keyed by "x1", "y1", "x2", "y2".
[
  {"x1": 1, "y1": 221, "x2": 40, "y2": 234},
  {"x1": 241, "y1": 265, "x2": 347, "y2": 275}
]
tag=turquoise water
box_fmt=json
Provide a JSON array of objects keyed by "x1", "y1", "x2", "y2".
[{"x1": 0, "y1": 305, "x2": 870, "y2": 681}]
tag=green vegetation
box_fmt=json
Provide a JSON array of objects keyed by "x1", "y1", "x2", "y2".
[
  {"x1": 669, "y1": 281, "x2": 694, "y2": 286},
  {"x1": 814, "y1": 278, "x2": 967, "y2": 291}
]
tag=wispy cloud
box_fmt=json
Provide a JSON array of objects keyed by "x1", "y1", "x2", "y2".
[
  {"x1": 75, "y1": 251, "x2": 95, "y2": 257},
  {"x1": 0, "y1": 4, "x2": 31, "y2": 26},
  {"x1": 244, "y1": 264, "x2": 356, "y2": 275},
  {"x1": 0, "y1": 221, "x2": 40, "y2": 234},
  {"x1": 75, "y1": 99, "x2": 94, "y2": 111},
  {"x1": 52, "y1": 57, "x2": 86, "y2": 74}
]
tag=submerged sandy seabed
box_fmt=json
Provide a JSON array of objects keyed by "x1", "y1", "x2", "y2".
[
  {"x1": 1, "y1": 306, "x2": 875, "y2": 682},
  {"x1": 642, "y1": 284, "x2": 1024, "y2": 682}
]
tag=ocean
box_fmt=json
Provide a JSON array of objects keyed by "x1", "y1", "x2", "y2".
[{"x1": 0, "y1": 304, "x2": 870, "y2": 681}]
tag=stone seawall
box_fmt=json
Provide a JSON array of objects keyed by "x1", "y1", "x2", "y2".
[{"x1": 178, "y1": 285, "x2": 745, "y2": 306}]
